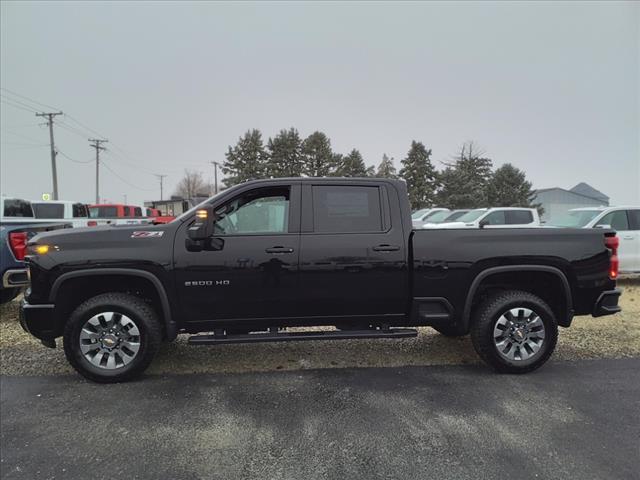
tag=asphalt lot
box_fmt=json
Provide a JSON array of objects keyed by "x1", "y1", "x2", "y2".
[{"x1": 1, "y1": 358, "x2": 639, "y2": 480}]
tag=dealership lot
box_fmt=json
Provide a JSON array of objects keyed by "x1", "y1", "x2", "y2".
[
  {"x1": 1, "y1": 279, "x2": 639, "y2": 479},
  {"x1": 2, "y1": 359, "x2": 639, "y2": 480}
]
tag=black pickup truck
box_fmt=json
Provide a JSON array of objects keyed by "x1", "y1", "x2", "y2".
[{"x1": 20, "y1": 178, "x2": 621, "y2": 382}]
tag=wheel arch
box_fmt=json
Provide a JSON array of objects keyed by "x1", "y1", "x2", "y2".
[
  {"x1": 463, "y1": 265, "x2": 573, "y2": 330},
  {"x1": 50, "y1": 268, "x2": 177, "y2": 340}
]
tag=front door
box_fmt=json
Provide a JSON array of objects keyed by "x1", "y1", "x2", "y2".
[{"x1": 174, "y1": 184, "x2": 300, "y2": 323}]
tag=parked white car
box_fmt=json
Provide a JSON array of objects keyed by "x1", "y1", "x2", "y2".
[
  {"x1": 30, "y1": 200, "x2": 109, "y2": 228},
  {"x1": 550, "y1": 206, "x2": 640, "y2": 273},
  {"x1": 411, "y1": 208, "x2": 450, "y2": 228},
  {"x1": 422, "y1": 207, "x2": 540, "y2": 229}
]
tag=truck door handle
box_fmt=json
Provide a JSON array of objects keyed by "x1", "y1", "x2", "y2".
[
  {"x1": 265, "y1": 246, "x2": 294, "y2": 254},
  {"x1": 623, "y1": 235, "x2": 634, "y2": 240},
  {"x1": 372, "y1": 244, "x2": 400, "y2": 252}
]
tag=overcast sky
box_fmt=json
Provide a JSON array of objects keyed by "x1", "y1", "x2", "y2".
[{"x1": 1, "y1": 1, "x2": 638, "y2": 206}]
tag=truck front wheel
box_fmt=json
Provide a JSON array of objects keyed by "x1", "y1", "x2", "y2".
[
  {"x1": 63, "y1": 293, "x2": 162, "y2": 383},
  {"x1": 470, "y1": 290, "x2": 558, "y2": 374}
]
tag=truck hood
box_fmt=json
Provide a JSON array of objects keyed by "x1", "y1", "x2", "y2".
[{"x1": 27, "y1": 223, "x2": 176, "y2": 269}]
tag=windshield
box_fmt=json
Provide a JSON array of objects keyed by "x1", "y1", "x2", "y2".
[
  {"x1": 549, "y1": 210, "x2": 601, "y2": 228},
  {"x1": 456, "y1": 209, "x2": 487, "y2": 223},
  {"x1": 423, "y1": 210, "x2": 450, "y2": 223},
  {"x1": 411, "y1": 209, "x2": 429, "y2": 220}
]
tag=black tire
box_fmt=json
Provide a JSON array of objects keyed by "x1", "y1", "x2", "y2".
[
  {"x1": 0, "y1": 288, "x2": 21, "y2": 305},
  {"x1": 63, "y1": 293, "x2": 162, "y2": 383},
  {"x1": 432, "y1": 324, "x2": 467, "y2": 337},
  {"x1": 470, "y1": 290, "x2": 558, "y2": 374}
]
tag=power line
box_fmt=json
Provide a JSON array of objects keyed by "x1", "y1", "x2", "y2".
[
  {"x1": 1, "y1": 99, "x2": 39, "y2": 114},
  {"x1": 57, "y1": 149, "x2": 93, "y2": 164},
  {"x1": 35, "y1": 112, "x2": 64, "y2": 200},
  {"x1": 0, "y1": 88, "x2": 61, "y2": 111},
  {"x1": 1, "y1": 129, "x2": 48, "y2": 144},
  {"x1": 0, "y1": 94, "x2": 41, "y2": 113},
  {"x1": 102, "y1": 159, "x2": 156, "y2": 192}
]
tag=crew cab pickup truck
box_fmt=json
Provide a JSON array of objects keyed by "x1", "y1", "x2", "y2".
[{"x1": 20, "y1": 178, "x2": 621, "y2": 383}]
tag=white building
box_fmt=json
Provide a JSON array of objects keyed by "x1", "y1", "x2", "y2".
[{"x1": 532, "y1": 183, "x2": 609, "y2": 223}]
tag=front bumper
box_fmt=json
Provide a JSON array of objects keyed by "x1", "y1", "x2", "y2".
[
  {"x1": 19, "y1": 298, "x2": 57, "y2": 347},
  {"x1": 593, "y1": 289, "x2": 622, "y2": 317},
  {"x1": 2, "y1": 269, "x2": 29, "y2": 288}
]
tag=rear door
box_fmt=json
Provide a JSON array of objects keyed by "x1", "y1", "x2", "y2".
[
  {"x1": 595, "y1": 209, "x2": 637, "y2": 272},
  {"x1": 298, "y1": 182, "x2": 407, "y2": 319}
]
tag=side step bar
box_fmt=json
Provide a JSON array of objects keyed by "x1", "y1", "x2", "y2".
[{"x1": 188, "y1": 328, "x2": 418, "y2": 345}]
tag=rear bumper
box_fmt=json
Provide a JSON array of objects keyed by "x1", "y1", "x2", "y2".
[
  {"x1": 19, "y1": 299, "x2": 57, "y2": 345},
  {"x1": 592, "y1": 289, "x2": 622, "y2": 317},
  {"x1": 2, "y1": 269, "x2": 28, "y2": 288}
]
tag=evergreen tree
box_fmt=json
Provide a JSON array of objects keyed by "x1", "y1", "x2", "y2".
[
  {"x1": 399, "y1": 141, "x2": 438, "y2": 209},
  {"x1": 486, "y1": 163, "x2": 536, "y2": 207},
  {"x1": 301, "y1": 131, "x2": 337, "y2": 177},
  {"x1": 265, "y1": 128, "x2": 303, "y2": 178},
  {"x1": 337, "y1": 149, "x2": 368, "y2": 177},
  {"x1": 222, "y1": 129, "x2": 267, "y2": 186},
  {"x1": 376, "y1": 154, "x2": 397, "y2": 178},
  {"x1": 365, "y1": 165, "x2": 376, "y2": 177},
  {"x1": 436, "y1": 141, "x2": 493, "y2": 208}
]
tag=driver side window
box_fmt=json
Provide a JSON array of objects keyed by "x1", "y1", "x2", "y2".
[{"x1": 213, "y1": 187, "x2": 290, "y2": 235}]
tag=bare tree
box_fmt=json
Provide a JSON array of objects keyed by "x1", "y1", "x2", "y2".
[{"x1": 174, "y1": 169, "x2": 208, "y2": 198}]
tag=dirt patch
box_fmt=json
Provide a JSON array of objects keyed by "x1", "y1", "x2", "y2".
[{"x1": 1, "y1": 279, "x2": 638, "y2": 376}]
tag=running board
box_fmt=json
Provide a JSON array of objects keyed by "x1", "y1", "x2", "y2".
[{"x1": 188, "y1": 328, "x2": 418, "y2": 345}]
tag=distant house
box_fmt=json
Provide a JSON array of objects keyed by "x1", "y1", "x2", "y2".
[
  {"x1": 144, "y1": 195, "x2": 209, "y2": 216},
  {"x1": 532, "y1": 183, "x2": 609, "y2": 223}
]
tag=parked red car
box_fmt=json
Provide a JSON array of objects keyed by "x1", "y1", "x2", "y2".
[{"x1": 145, "y1": 207, "x2": 175, "y2": 224}]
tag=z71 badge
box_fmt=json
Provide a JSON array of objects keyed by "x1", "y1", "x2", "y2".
[{"x1": 131, "y1": 231, "x2": 164, "y2": 238}]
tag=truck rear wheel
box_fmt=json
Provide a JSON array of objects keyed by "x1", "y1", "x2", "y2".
[
  {"x1": 470, "y1": 290, "x2": 558, "y2": 374},
  {"x1": 63, "y1": 293, "x2": 162, "y2": 383}
]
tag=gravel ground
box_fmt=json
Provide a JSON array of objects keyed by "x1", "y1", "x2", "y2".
[{"x1": 1, "y1": 279, "x2": 638, "y2": 376}]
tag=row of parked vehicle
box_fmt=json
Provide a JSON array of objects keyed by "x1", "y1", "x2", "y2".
[
  {"x1": 0, "y1": 196, "x2": 176, "y2": 304},
  {"x1": 412, "y1": 205, "x2": 640, "y2": 273}
]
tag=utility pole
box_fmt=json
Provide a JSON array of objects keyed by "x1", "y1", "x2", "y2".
[
  {"x1": 155, "y1": 174, "x2": 167, "y2": 200},
  {"x1": 89, "y1": 139, "x2": 108, "y2": 203},
  {"x1": 35, "y1": 112, "x2": 63, "y2": 200},
  {"x1": 210, "y1": 161, "x2": 221, "y2": 194}
]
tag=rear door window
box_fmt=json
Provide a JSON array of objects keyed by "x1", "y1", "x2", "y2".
[
  {"x1": 312, "y1": 186, "x2": 382, "y2": 233},
  {"x1": 597, "y1": 211, "x2": 629, "y2": 231},
  {"x1": 133, "y1": 207, "x2": 142, "y2": 217},
  {"x1": 32, "y1": 203, "x2": 65, "y2": 218},
  {"x1": 505, "y1": 210, "x2": 534, "y2": 224}
]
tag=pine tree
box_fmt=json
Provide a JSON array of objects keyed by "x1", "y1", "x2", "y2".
[
  {"x1": 376, "y1": 154, "x2": 397, "y2": 178},
  {"x1": 436, "y1": 141, "x2": 493, "y2": 208},
  {"x1": 399, "y1": 141, "x2": 438, "y2": 209},
  {"x1": 337, "y1": 149, "x2": 368, "y2": 177},
  {"x1": 486, "y1": 163, "x2": 536, "y2": 207},
  {"x1": 301, "y1": 131, "x2": 337, "y2": 177},
  {"x1": 222, "y1": 129, "x2": 267, "y2": 187},
  {"x1": 265, "y1": 128, "x2": 303, "y2": 178}
]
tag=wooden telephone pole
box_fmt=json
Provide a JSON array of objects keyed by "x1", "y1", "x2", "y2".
[
  {"x1": 89, "y1": 139, "x2": 108, "y2": 203},
  {"x1": 35, "y1": 112, "x2": 63, "y2": 200}
]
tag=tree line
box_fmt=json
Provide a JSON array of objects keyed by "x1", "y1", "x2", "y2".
[{"x1": 177, "y1": 128, "x2": 537, "y2": 211}]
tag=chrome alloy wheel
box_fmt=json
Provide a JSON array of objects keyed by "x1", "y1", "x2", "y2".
[
  {"x1": 79, "y1": 312, "x2": 141, "y2": 370},
  {"x1": 493, "y1": 307, "x2": 546, "y2": 362}
]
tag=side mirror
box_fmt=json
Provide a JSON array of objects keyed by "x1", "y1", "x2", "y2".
[
  {"x1": 187, "y1": 206, "x2": 214, "y2": 240},
  {"x1": 479, "y1": 219, "x2": 489, "y2": 228}
]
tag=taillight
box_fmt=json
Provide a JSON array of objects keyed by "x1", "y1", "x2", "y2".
[
  {"x1": 8, "y1": 232, "x2": 28, "y2": 261},
  {"x1": 605, "y1": 235, "x2": 619, "y2": 280},
  {"x1": 87, "y1": 220, "x2": 98, "y2": 227}
]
